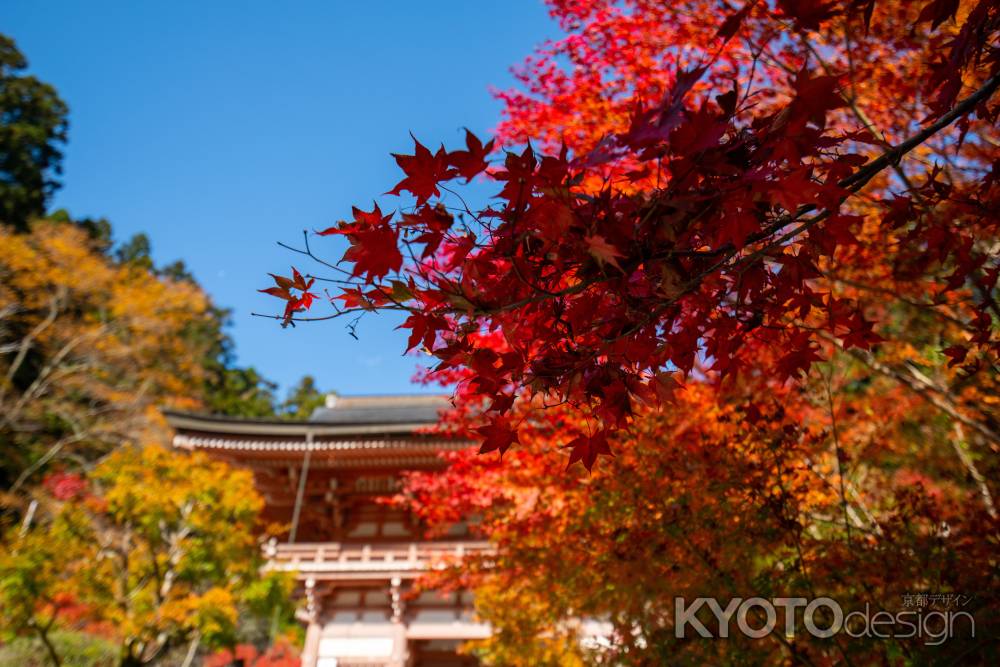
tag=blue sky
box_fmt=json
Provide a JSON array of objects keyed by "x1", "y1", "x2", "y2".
[{"x1": 4, "y1": 1, "x2": 557, "y2": 397}]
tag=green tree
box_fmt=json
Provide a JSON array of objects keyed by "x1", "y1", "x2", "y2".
[
  {"x1": 114, "y1": 233, "x2": 154, "y2": 271},
  {"x1": 279, "y1": 375, "x2": 325, "y2": 420},
  {"x1": 203, "y1": 365, "x2": 278, "y2": 419},
  {"x1": 0, "y1": 35, "x2": 68, "y2": 231}
]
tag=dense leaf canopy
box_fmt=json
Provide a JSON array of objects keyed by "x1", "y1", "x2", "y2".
[{"x1": 264, "y1": 0, "x2": 1000, "y2": 468}]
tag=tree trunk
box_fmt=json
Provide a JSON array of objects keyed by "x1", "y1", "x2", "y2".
[{"x1": 37, "y1": 625, "x2": 61, "y2": 667}]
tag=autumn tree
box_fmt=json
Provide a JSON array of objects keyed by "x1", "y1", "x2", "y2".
[
  {"x1": 0, "y1": 218, "x2": 276, "y2": 504},
  {"x1": 263, "y1": 0, "x2": 1000, "y2": 466},
  {"x1": 0, "y1": 218, "x2": 237, "y2": 498},
  {"x1": 0, "y1": 445, "x2": 294, "y2": 667},
  {"x1": 0, "y1": 35, "x2": 68, "y2": 232},
  {"x1": 0, "y1": 214, "x2": 298, "y2": 667},
  {"x1": 0, "y1": 218, "x2": 297, "y2": 660},
  {"x1": 0, "y1": 215, "x2": 328, "y2": 500},
  {"x1": 396, "y1": 353, "x2": 997, "y2": 663}
]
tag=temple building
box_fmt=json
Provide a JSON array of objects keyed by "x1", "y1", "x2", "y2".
[{"x1": 165, "y1": 393, "x2": 489, "y2": 667}]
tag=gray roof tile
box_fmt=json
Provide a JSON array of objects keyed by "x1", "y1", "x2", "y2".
[{"x1": 308, "y1": 394, "x2": 449, "y2": 425}]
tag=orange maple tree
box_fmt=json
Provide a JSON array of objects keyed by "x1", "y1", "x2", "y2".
[{"x1": 395, "y1": 353, "x2": 998, "y2": 662}]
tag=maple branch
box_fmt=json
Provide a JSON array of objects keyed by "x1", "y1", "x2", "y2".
[
  {"x1": 292, "y1": 75, "x2": 999, "y2": 332},
  {"x1": 278, "y1": 231, "x2": 354, "y2": 279},
  {"x1": 830, "y1": 337, "x2": 1000, "y2": 448},
  {"x1": 0, "y1": 288, "x2": 65, "y2": 404},
  {"x1": 251, "y1": 305, "x2": 407, "y2": 323},
  {"x1": 439, "y1": 183, "x2": 487, "y2": 226},
  {"x1": 950, "y1": 423, "x2": 997, "y2": 519},
  {"x1": 841, "y1": 74, "x2": 1000, "y2": 190},
  {"x1": 820, "y1": 272, "x2": 971, "y2": 329},
  {"x1": 723, "y1": 72, "x2": 1000, "y2": 274},
  {"x1": 822, "y1": 367, "x2": 852, "y2": 546},
  {"x1": 630, "y1": 71, "x2": 1000, "y2": 313},
  {"x1": 798, "y1": 27, "x2": 921, "y2": 191}
]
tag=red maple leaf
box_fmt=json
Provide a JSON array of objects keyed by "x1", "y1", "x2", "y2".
[
  {"x1": 565, "y1": 432, "x2": 613, "y2": 471},
  {"x1": 942, "y1": 344, "x2": 968, "y2": 367},
  {"x1": 259, "y1": 269, "x2": 317, "y2": 325},
  {"x1": 839, "y1": 312, "x2": 884, "y2": 350},
  {"x1": 343, "y1": 225, "x2": 402, "y2": 282},
  {"x1": 775, "y1": 335, "x2": 823, "y2": 381},
  {"x1": 448, "y1": 130, "x2": 494, "y2": 182},
  {"x1": 387, "y1": 136, "x2": 453, "y2": 205},
  {"x1": 586, "y1": 234, "x2": 626, "y2": 271},
  {"x1": 477, "y1": 418, "x2": 519, "y2": 456},
  {"x1": 917, "y1": 0, "x2": 960, "y2": 30}
]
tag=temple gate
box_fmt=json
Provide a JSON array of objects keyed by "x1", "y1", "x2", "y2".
[{"x1": 166, "y1": 394, "x2": 487, "y2": 667}]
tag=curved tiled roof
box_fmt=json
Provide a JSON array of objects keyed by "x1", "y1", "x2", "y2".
[
  {"x1": 164, "y1": 394, "x2": 451, "y2": 436},
  {"x1": 309, "y1": 393, "x2": 450, "y2": 425},
  {"x1": 164, "y1": 394, "x2": 461, "y2": 458}
]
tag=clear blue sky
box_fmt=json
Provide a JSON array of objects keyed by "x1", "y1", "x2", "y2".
[{"x1": 4, "y1": 1, "x2": 557, "y2": 397}]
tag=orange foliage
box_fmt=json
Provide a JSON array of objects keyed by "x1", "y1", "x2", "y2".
[{"x1": 0, "y1": 219, "x2": 230, "y2": 497}]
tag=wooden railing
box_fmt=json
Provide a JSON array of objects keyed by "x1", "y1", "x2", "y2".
[{"x1": 263, "y1": 540, "x2": 492, "y2": 578}]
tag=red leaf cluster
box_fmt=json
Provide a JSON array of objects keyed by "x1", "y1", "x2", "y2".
[
  {"x1": 263, "y1": 0, "x2": 1000, "y2": 468},
  {"x1": 42, "y1": 471, "x2": 88, "y2": 501},
  {"x1": 259, "y1": 267, "x2": 317, "y2": 326}
]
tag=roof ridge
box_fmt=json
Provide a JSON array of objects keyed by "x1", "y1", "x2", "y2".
[{"x1": 328, "y1": 394, "x2": 449, "y2": 408}]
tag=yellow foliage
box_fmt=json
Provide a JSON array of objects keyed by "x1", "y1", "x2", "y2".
[{"x1": 0, "y1": 220, "x2": 228, "y2": 496}]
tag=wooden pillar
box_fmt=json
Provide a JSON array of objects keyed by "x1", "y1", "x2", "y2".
[
  {"x1": 390, "y1": 576, "x2": 404, "y2": 623},
  {"x1": 386, "y1": 622, "x2": 409, "y2": 667},
  {"x1": 300, "y1": 576, "x2": 322, "y2": 667},
  {"x1": 289, "y1": 430, "x2": 313, "y2": 543},
  {"x1": 300, "y1": 618, "x2": 322, "y2": 667},
  {"x1": 389, "y1": 576, "x2": 409, "y2": 667}
]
